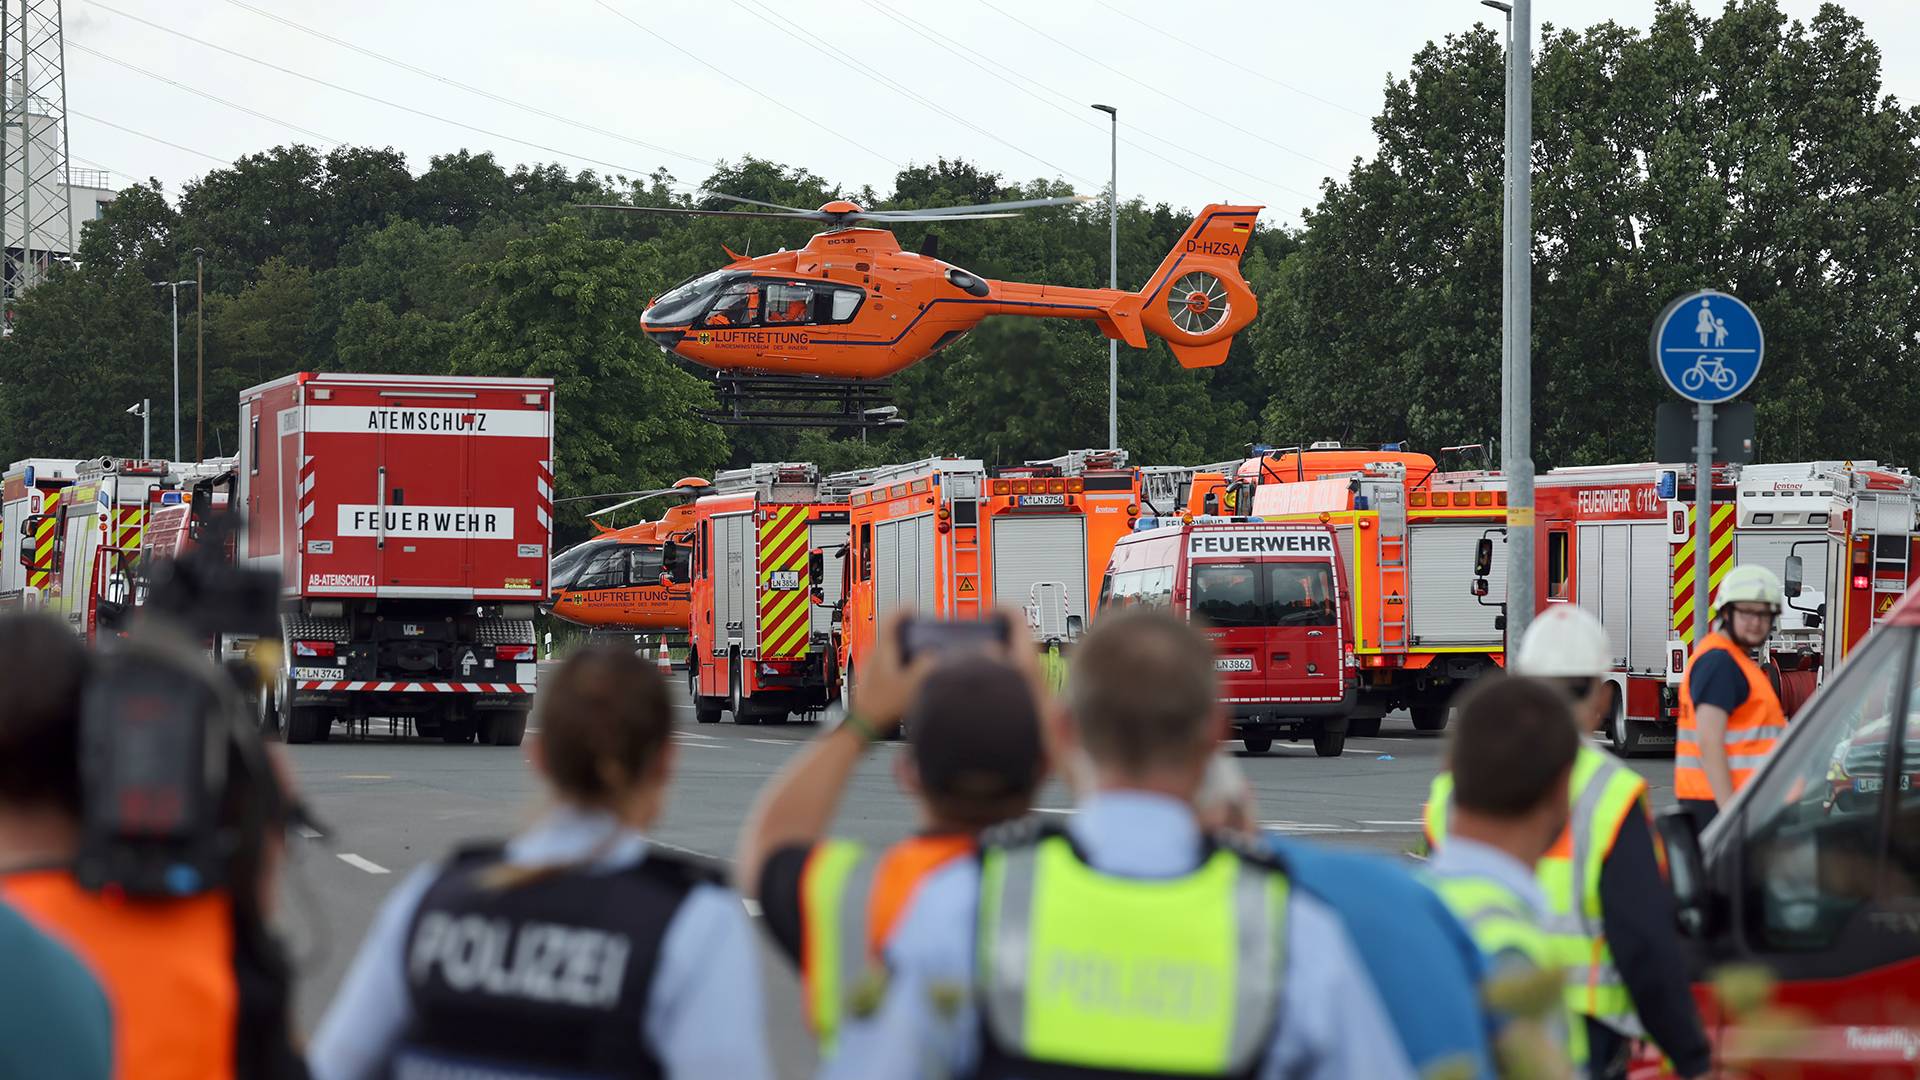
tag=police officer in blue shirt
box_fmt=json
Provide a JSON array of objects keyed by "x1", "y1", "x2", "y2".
[
  {"x1": 825, "y1": 610, "x2": 1415, "y2": 1080},
  {"x1": 1198, "y1": 755, "x2": 1497, "y2": 1079},
  {"x1": 309, "y1": 646, "x2": 773, "y2": 1080}
]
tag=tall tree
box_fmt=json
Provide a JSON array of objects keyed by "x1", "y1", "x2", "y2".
[
  {"x1": 1264, "y1": 0, "x2": 1920, "y2": 468},
  {"x1": 452, "y1": 218, "x2": 728, "y2": 542},
  {"x1": 0, "y1": 268, "x2": 171, "y2": 462}
]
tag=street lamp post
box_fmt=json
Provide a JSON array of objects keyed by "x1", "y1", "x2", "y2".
[
  {"x1": 1092, "y1": 103, "x2": 1118, "y2": 452},
  {"x1": 193, "y1": 248, "x2": 205, "y2": 463},
  {"x1": 1481, "y1": 0, "x2": 1534, "y2": 644},
  {"x1": 152, "y1": 278, "x2": 193, "y2": 462},
  {"x1": 127, "y1": 400, "x2": 149, "y2": 459}
]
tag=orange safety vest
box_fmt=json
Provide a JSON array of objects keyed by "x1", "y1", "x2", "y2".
[
  {"x1": 1677, "y1": 631, "x2": 1787, "y2": 800},
  {"x1": 800, "y1": 832, "x2": 974, "y2": 1050},
  {"x1": 0, "y1": 870, "x2": 237, "y2": 1080}
]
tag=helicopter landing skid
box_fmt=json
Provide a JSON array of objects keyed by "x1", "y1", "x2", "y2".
[{"x1": 698, "y1": 374, "x2": 903, "y2": 429}]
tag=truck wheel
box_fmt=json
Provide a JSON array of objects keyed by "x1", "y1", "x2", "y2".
[
  {"x1": 1608, "y1": 707, "x2": 1645, "y2": 757},
  {"x1": 257, "y1": 686, "x2": 282, "y2": 741},
  {"x1": 1347, "y1": 715, "x2": 1381, "y2": 738},
  {"x1": 1313, "y1": 724, "x2": 1347, "y2": 758},
  {"x1": 1410, "y1": 705, "x2": 1449, "y2": 732},
  {"x1": 485, "y1": 710, "x2": 529, "y2": 747},
  {"x1": 1242, "y1": 736, "x2": 1273, "y2": 755},
  {"x1": 730, "y1": 666, "x2": 759, "y2": 726},
  {"x1": 286, "y1": 708, "x2": 325, "y2": 745},
  {"x1": 694, "y1": 698, "x2": 723, "y2": 725}
]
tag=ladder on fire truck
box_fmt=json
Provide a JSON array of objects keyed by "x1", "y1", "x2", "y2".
[
  {"x1": 710, "y1": 462, "x2": 821, "y2": 501},
  {"x1": 1022, "y1": 448, "x2": 1130, "y2": 474},
  {"x1": 1362, "y1": 466, "x2": 1411, "y2": 651},
  {"x1": 1856, "y1": 487, "x2": 1916, "y2": 607}
]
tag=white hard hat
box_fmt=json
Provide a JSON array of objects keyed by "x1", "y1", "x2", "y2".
[
  {"x1": 1512, "y1": 604, "x2": 1611, "y2": 679},
  {"x1": 1714, "y1": 564, "x2": 1784, "y2": 615}
]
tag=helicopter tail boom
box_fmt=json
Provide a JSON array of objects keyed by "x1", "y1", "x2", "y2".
[{"x1": 1137, "y1": 204, "x2": 1263, "y2": 368}]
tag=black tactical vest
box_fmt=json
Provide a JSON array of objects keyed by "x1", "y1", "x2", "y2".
[{"x1": 392, "y1": 841, "x2": 720, "y2": 1080}]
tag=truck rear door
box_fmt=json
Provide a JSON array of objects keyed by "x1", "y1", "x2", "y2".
[
  {"x1": 311, "y1": 379, "x2": 553, "y2": 597},
  {"x1": 1189, "y1": 555, "x2": 1266, "y2": 701},
  {"x1": 1262, "y1": 556, "x2": 1344, "y2": 704}
]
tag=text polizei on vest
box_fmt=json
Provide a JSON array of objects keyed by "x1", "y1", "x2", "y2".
[{"x1": 409, "y1": 912, "x2": 632, "y2": 1009}]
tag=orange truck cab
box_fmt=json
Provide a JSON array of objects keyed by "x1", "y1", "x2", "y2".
[
  {"x1": 686, "y1": 463, "x2": 850, "y2": 724},
  {"x1": 1231, "y1": 444, "x2": 1508, "y2": 737},
  {"x1": 1103, "y1": 517, "x2": 1354, "y2": 756},
  {"x1": 837, "y1": 458, "x2": 988, "y2": 702},
  {"x1": 1649, "y1": 582, "x2": 1920, "y2": 1078}
]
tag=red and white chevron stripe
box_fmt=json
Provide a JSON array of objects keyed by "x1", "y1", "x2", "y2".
[
  {"x1": 297, "y1": 680, "x2": 533, "y2": 694},
  {"x1": 299, "y1": 456, "x2": 318, "y2": 526},
  {"x1": 535, "y1": 459, "x2": 552, "y2": 532}
]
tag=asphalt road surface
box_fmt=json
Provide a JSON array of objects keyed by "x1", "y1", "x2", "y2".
[{"x1": 280, "y1": 691, "x2": 1684, "y2": 1078}]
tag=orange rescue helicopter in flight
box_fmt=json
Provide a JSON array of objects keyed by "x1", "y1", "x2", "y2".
[
  {"x1": 581, "y1": 193, "x2": 1264, "y2": 425},
  {"x1": 545, "y1": 478, "x2": 710, "y2": 634}
]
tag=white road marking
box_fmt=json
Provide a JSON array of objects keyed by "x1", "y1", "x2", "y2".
[
  {"x1": 743, "y1": 898, "x2": 762, "y2": 918},
  {"x1": 746, "y1": 738, "x2": 792, "y2": 746},
  {"x1": 338, "y1": 853, "x2": 390, "y2": 875},
  {"x1": 1359, "y1": 820, "x2": 1426, "y2": 827},
  {"x1": 296, "y1": 826, "x2": 323, "y2": 840}
]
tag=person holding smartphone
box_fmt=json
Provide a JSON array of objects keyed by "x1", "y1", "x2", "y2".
[{"x1": 735, "y1": 610, "x2": 1048, "y2": 1055}]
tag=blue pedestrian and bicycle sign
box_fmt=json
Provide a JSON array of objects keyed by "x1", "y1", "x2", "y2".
[{"x1": 1650, "y1": 289, "x2": 1765, "y2": 403}]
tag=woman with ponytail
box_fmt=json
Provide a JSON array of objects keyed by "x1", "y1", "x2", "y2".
[{"x1": 309, "y1": 646, "x2": 773, "y2": 1080}]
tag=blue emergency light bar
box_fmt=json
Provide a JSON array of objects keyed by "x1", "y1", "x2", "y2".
[
  {"x1": 21, "y1": 465, "x2": 33, "y2": 487},
  {"x1": 160, "y1": 492, "x2": 184, "y2": 505}
]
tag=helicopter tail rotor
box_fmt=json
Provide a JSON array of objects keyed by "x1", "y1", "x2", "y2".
[{"x1": 1136, "y1": 204, "x2": 1264, "y2": 368}]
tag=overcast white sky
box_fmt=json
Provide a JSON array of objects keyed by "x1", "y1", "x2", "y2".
[{"x1": 64, "y1": 1, "x2": 1920, "y2": 227}]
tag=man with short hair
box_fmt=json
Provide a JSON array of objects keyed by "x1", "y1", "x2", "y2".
[
  {"x1": 1430, "y1": 605, "x2": 1710, "y2": 1080},
  {"x1": 825, "y1": 609, "x2": 1411, "y2": 1079},
  {"x1": 737, "y1": 613, "x2": 1046, "y2": 1054},
  {"x1": 1427, "y1": 676, "x2": 1579, "y2": 1077}
]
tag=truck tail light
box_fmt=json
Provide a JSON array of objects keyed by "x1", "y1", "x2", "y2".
[
  {"x1": 495, "y1": 644, "x2": 536, "y2": 662},
  {"x1": 1854, "y1": 575, "x2": 1871, "y2": 590},
  {"x1": 293, "y1": 640, "x2": 336, "y2": 658},
  {"x1": 1012, "y1": 480, "x2": 1030, "y2": 495}
]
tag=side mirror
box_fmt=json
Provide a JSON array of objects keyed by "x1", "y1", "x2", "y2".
[
  {"x1": 1474, "y1": 537, "x2": 1493, "y2": 577},
  {"x1": 808, "y1": 550, "x2": 824, "y2": 581},
  {"x1": 659, "y1": 540, "x2": 681, "y2": 584},
  {"x1": 1656, "y1": 808, "x2": 1721, "y2": 939},
  {"x1": 1203, "y1": 491, "x2": 1219, "y2": 516},
  {"x1": 1066, "y1": 613, "x2": 1085, "y2": 638},
  {"x1": 1783, "y1": 554, "x2": 1804, "y2": 599},
  {"x1": 1471, "y1": 578, "x2": 1490, "y2": 598},
  {"x1": 19, "y1": 514, "x2": 47, "y2": 567}
]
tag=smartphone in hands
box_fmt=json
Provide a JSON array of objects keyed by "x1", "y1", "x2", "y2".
[{"x1": 895, "y1": 615, "x2": 1012, "y2": 663}]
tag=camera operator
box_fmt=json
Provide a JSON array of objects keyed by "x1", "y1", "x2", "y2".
[{"x1": 0, "y1": 612, "x2": 306, "y2": 1080}]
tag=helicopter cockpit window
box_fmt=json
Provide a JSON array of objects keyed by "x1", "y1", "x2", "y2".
[
  {"x1": 703, "y1": 283, "x2": 760, "y2": 327},
  {"x1": 646, "y1": 268, "x2": 733, "y2": 326},
  {"x1": 573, "y1": 545, "x2": 629, "y2": 589}
]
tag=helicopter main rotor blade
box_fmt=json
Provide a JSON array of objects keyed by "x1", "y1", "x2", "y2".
[
  {"x1": 555, "y1": 485, "x2": 681, "y2": 506},
  {"x1": 572, "y1": 203, "x2": 823, "y2": 221},
  {"x1": 863, "y1": 194, "x2": 1093, "y2": 219},
  {"x1": 851, "y1": 211, "x2": 1023, "y2": 221},
  {"x1": 700, "y1": 191, "x2": 826, "y2": 214},
  {"x1": 584, "y1": 495, "x2": 655, "y2": 518}
]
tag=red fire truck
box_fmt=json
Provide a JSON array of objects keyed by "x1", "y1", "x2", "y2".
[
  {"x1": 2, "y1": 458, "x2": 78, "y2": 609},
  {"x1": 238, "y1": 372, "x2": 555, "y2": 745},
  {"x1": 32, "y1": 458, "x2": 183, "y2": 642},
  {"x1": 685, "y1": 463, "x2": 851, "y2": 724},
  {"x1": 1782, "y1": 462, "x2": 1920, "y2": 678},
  {"x1": 1104, "y1": 519, "x2": 1354, "y2": 755}
]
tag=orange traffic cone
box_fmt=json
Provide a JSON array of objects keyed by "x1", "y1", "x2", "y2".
[{"x1": 657, "y1": 648, "x2": 673, "y2": 674}]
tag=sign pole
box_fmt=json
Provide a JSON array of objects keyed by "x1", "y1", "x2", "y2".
[{"x1": 1695, "y1": 403, "x2": 1714, "y2": 643}]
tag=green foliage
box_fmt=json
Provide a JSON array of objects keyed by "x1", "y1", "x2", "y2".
[
  {"x1": 0, "y1": 267, "x2": 170, "y2": 461},
  {"x1": 1266, "y1": 0, "x2": 1920, "y2": 467}
]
